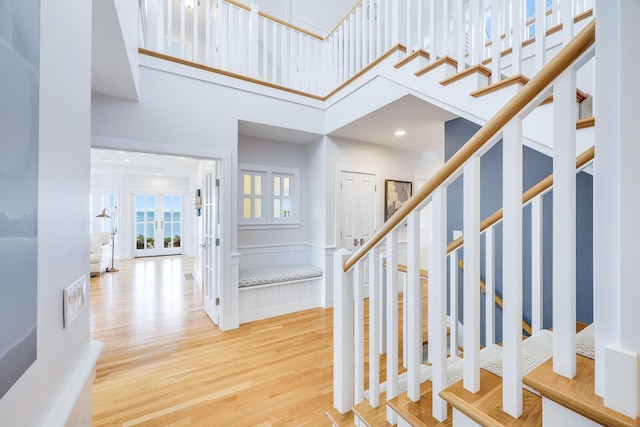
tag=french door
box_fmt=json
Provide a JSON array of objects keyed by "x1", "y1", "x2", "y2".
[
  {"x1": 202, "y1": 165, "x2": 221, "y2": 325},
  {"x1": 134, "y1": 193, "x2": 184, "y2": 257}
]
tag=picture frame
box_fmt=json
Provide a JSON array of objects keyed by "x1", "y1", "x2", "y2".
[{"x1": 385, "y1": 179, "x2": 412, "y2": 222}]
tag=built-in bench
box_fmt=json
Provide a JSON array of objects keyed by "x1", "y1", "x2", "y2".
[{"x1": 238, "y1": 245, "x2": 324, "y2": 324}]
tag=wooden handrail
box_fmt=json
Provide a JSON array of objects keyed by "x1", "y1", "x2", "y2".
[
  {"x1": 343, "y1": 19, "x2": 595, "y2": 273},
  {"x1": 447, "y1": 146, "x2": 594, "y2": 254},
  {"x1": 458, "y1": 260, "x2": 533, "y2": 336}
]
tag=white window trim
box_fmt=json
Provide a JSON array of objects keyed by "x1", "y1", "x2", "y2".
[{"x1": 238, "y1": 163, "x2": 301, "y2": 228}]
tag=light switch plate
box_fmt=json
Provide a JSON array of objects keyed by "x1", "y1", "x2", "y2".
[{"x1": 63, "y1": 275, "x2": 87, "y2": 328}]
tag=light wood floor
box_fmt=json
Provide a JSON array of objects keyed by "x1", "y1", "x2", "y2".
[{"x1": 90, "y1": 255, "x2": 335, "y2": 426}]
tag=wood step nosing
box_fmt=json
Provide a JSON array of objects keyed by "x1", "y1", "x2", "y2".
[
  {"x1": 470, "y1": 74, "x2": 529, "y2": 98},
  {"x1": 440, "y1": 64, "x2": 492, "y2": 86},
  {"x1": 395, "y1": 49, "x2": 430, "y2": 69},
  {"x1": 415, "y1": 56, "x2": 457, "y2": 77}
]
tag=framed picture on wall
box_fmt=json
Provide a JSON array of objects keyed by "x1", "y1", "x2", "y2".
[{"x1": 385, "y1": 180, "x2": 412, "y2": 222}]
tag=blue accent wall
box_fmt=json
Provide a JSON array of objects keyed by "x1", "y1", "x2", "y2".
[{"x1": 445, "y1": 118, "x2": 593, "y2": 344}]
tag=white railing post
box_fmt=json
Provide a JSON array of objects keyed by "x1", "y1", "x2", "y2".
[
  {"x1": 534, "y1": 0, "x2": 546, "y2": 73},
  {"x1": 449, "y1": 249, "x2": 459, "y2": 357},
  {"x1": 386, "y1": 229, "x2": 399, "y2": 424},
  {"x1": 560, "y1": 0, "x2": 575, "y2": 46},
  {"x1": 166, "y1": 0, "x2": 173, "y2": 54},
  {"x1": 192, "y1": 0, "x2": 199, "y2": 63},
  {"x1": 369, "y1": 247, "x2": 381, "y2": 408},
  {"x1": 333, "y1": 249, "x2": 354, "y2": 414},
  {"x1": 470, "y1": 0, "x2": 483, "y2": 65},
  {"x1": 453, "y1": 0, "x2": 465, "y2": 71},
  {"x1": 531, "y1": 195, "x2": 543, "y2": 333},
  {"x1": 463, "y1": 156, "x2": 481, "y2": 393},
  {"x1": 485, "y1": 226, "x2": 495, "y2": 345},
  {"x1": 205, "y1": 0, "x2": 212, "y2": 64},
  {"x1": 179, "y1": 0, "x2": 186, "y2": 58},
  {"x1": 407, "y1": 211, "x2": 422, "y2": 402},
  {"x1": 491, "y1": 0, "x2": 502, "y2": 85},
  {"x1": 147, "y1": 0, "x2": 162, "y2": 52},
  {"x1": 391, "y1": 0, "x2": 400, "y2": 47},
  {"x1": 553, "y1": 68, "x2": 577, "y2": 380},
  {"x1": 430, "y1": 187, "x2": 448, "y2": 421},
  {"x1": 428, "y1": 0, "x2": 438, "y2": 61},
  {"x1": 511, "y1": 0, "x2": 523, "y2": 75},
  {"x1": 503, "y1": 118, "x2": 524, "y2": 418},
  {"x1": 354, "y1": 261, "x2": 365, "y2": 404}
]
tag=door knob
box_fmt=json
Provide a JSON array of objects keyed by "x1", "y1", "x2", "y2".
[
  {"x1": 360, "y1": 238, "x2": 365, "y2": 245},
  {"x1": 354, "y1": 238, "x2": 359, "y2": 246}
]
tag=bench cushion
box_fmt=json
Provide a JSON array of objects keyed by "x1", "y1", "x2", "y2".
[{"x1": 239, "y1": 263, "x2": 323, "y2": 288}]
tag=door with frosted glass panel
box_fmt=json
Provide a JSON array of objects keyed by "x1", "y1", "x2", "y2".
[{"x1": 134, "y1": 194, "x2": 184, "y2": 257}]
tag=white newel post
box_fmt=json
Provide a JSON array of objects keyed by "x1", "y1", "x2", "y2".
[
  {"x1": 552, "y1": 68, "x2": 577, "y2": 380},
  {"x1": 407, "y1": 211, "x2": 422, "y2": 402},
  {"x1": 463, "y1": 156, "x2": 481, "y2": 393},
  {"x1": 333, "y1": 249, "x2": 354, "y2": 414},
  {"x1": 596, "y1": 2, "x2": 640, "y2": 418},
  {"x1": 386, "y1": 229, "x2": 399, "y2": 424},
  {"x1": 430, "y1": 187, "x2": 448, "y2": 421},
  {"x1": 369, "y1": 247, "x2": 381, "y2": 408},
  {"x1": 503, "y1": 118, "x2": 524, "y2": 418}
]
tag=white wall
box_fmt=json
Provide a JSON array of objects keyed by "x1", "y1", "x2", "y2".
[{"x1": 0, "y1": 0, "x2": 97, "y2": 424}]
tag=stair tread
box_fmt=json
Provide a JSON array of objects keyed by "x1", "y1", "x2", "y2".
[
  {"x1": 353, "y1": 392, "x2": 391, "y2": 427},
  {"x1": 388, "y1": 381, "x2": 453, "y2": 427},
  {"x1": 524, "y1": 354, "x2": 640, "y2": 427},
  {"x1": 440, "y1": 64, "x2": 492, "y2": 86},
  {"x1": 440, "y1": 368, "x2": 542, "y2": 426},
  {"x1": 326, "y1": 408, "x2": 355, "y2": 426}
]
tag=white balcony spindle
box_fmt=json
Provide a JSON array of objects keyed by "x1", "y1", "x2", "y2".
[
  {"x1": 535, "y1": 0, "x2": 546, "y2": 73},
  {"x1": 355, "y1": 10, "x2": 362, "y2": 73},
  {"x1": 449, "y1": 249, "x2": 459, "y2": 356},
  {"x1": 391, "y1": 0, "x2": 400, "y2": 47},
  {"x1": 491, "y1": 0, "x2": 502, "y2": 84},
  {"x1": 511, "y1": 0, "x2": 522, "y2": 75},
  {"x1": 463, "y1": 156, "x2": 481, "y2": 393},
  {"x1": 430, "y1": 187, "x2": 448, "y2": 421},
  {"x1": 503, "y1": 118, "x2": 524, "y2": 417},
  {"x1": 553, "y1": 69, "x2": 577, "y2": 379},
  {"x1": 262, "y1": 19, "x2": 268, "y2": 80},
  {"x1": 369, "y1": 247, "x2": 381, "y2": 408},
  {"x1": 205, "y1": 0, "x2": 211, "y2": 64},
  {"x1": 147, "y1": 0, "x2": 160, "y2": 52},
  {"x1": 485, "y1": 226, "x2": 496, "y2": 345},
  {"x1": 333, "y1": 249, "x2": 354, "y2": 414},
  {"x1": 429, "y1": 0, "x2": 438, "y2": 61},
  {"x1": 370, "y1": 0, "x2": 376, "y2": 61},
  {"x1": 407, "y1": 211, "x2": 422, "y2": 402},
  {"x1": 442, "y1": 0, "x2": 450, "y2": 57},
  {"x1": 386, "y1": 229, "x2": 399, "y2": 425},
  {"x1": 289, "y1": 30, "x2": 295, "y2": 88},
  {"x1": 470, "y1": 0, "x2": 483, "y2": 65},
  {"x1": 192, "y1": 0, "x2": 199, "y2": 63},
  {"x1": 166, "y1": 0, "x2": 172, "y2": 53},
  {"x1": 354, "y1": 261, "x2": 365, "y2": 404},
  {"x1": 531, "y1": 195, "x2": 544, "y2": 333},
  {"x1": 454, "y1": 0, "x2": 465, "y2": 71},
  {"x1": 405, "y1": 0, "x2": 412, "y2": 52},
  {"x1": 180, "y1": 0, "x2": 186, "y2": 59},
  {"x1": 272, "y1": 24, "x2": 278, "y2": 84}
]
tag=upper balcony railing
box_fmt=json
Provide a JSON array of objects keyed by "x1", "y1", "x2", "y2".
[{"x1": 138, "y1": 0, "x2": 594, "y2": 99}]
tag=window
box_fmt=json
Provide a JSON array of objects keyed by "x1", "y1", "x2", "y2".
[{"x1": 239, "y1": 164, "x2": 300, "y2": 227}]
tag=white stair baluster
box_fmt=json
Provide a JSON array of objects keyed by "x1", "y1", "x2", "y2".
[
  {"x1": 333, "y1": 249, "x2": 354, "y2": 414},
  {"x1": 560, "y1": 0, "x2": 575, "y2": 46},
  {"x1": 407, "y1": 211, "x2": 422, "y2": 402},
  {"x1": 180, "y1": 0, "x2": 186, "y2": 59},
  {"x1": 485, "y1": 226, "x2": 496, "y2": 345},
  {"x1": 553, "y1": 68, "x2": 577, "y2": 379},
  {"x1": 449, "y1": 249, "x2": 459, "y2": 356},
  {"x1": 531, "y1": 195, "x2": 544, "y2": 333},
  {"x1": 503, "y1": 118, "x2": 524, "y2": 418},
  {"x1": 354, "y1": 261, "x2": 365, "y2": 404},
  {"x1": 463, "y1": 155, "x2": 481, "y2": 393},
  {"x1": 491, "y1": 1, "x2": 502, "y2": 87},
  {"x1": 470, "y1": 0, "x2": 483, "y2": 65},
  {"x1": 430, "y1": 188, "x2": 448, "y2": 421},
  {"x1": 369, "y1": 247, "x2": 381, "y2": 408},
  {"x1": 511, "y1": 0, "x2": 523, "y2": 75},
  {"x1": 429, "y1": 0, "x2": 438, "y2": 61},
  {"x1": 192, "y1": 0, "x2": 199, "y2": 63},
  {"x1": 535, "y1": 0, "x2": 546, "y2": 72},
  {"x1": 386, "y1": 229, "x2": 399, "y2": 425},
  {"x1": 205, "y1": 0, "x2": 211, "y2": 64},
  {"x1": 454, "y1": 0, "x2": 465, "y2": 71},
  {"x1": 166, "y1": 0, "x2": 172, "y2": 54},
  {"x1": 379, "y1": 253, "x2": 387, "y2": 355}
]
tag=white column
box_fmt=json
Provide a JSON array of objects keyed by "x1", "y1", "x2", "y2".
[
  {"x1": 491, "y1": 0, "x2": 502, "y2": 85},
  {"x1": 485, "y1": 226, "x2": 495, "y2": 345},
  {"x1": 430, "y1": 188, "x2": 448, "y2": 421},
  {"x1": 333, "y1": 249, "x2": 354, "y2": 414},
  {"x1": 407, "y1": 211, "x2": 422, "y2": 402},
  {"x1": 503, "y1": 118, "x2": 523, "y2": 417},
  {"x1": 369, "y1": 248, "x2": 381, "y2": 408},
  {"x1": 531, "y1": 196, "x2": 543, "y2": 333},
  {"x1": 463, "y1": 156, "x2": 481, "y2": 393},
  {"x1": 354, "y1": 261, "x2": 365, "y2": 404},
  {"x1": 552, "y1": 69, "x2": 577, "y2": 380},
  {"x1": 386, "y1": 230, "x2": 399, "y2": 424},
  {"x1": 596, "y1": 2, "x2": 640, "y2": 418},
  {"x1": 534, "y1": 0, "x2": 546, "y2": 72}
]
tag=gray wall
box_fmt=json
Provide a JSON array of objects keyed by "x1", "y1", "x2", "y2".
[{"x1": 445, "y1": 118, "x2": 593, "y2": 344}]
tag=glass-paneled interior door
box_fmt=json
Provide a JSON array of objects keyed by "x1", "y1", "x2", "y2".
[
  {"x1": 202, "y1": 164, "x2": 221, "y2": 325},
  {"x1": 134, "y1": 193, "x2": 184, "y2": 257}
]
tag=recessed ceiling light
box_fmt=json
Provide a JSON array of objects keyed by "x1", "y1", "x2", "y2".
[
  {"x1": 179, "y1": 157, "x2": 186, "y2": 160},
  {"x1": 124, "y1": 159, "x2": 132, "y2": 162},
  {"x1": 395, "y1": 130, "x2": 406, "y2": 137},
  {"x1": 117, "y1": 151, "x2": 125, "y2": 154}
]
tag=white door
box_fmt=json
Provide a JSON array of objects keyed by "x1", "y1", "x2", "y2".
[
  {"x1": 341, "y1": 171, "x2": 377, "y2": 251},
  {"x1": 203, "y1": 165, "x2": 221, "y2": 325},
  {"x1": 134, "y1": 194, "x2": 184, "y2": 257}
]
